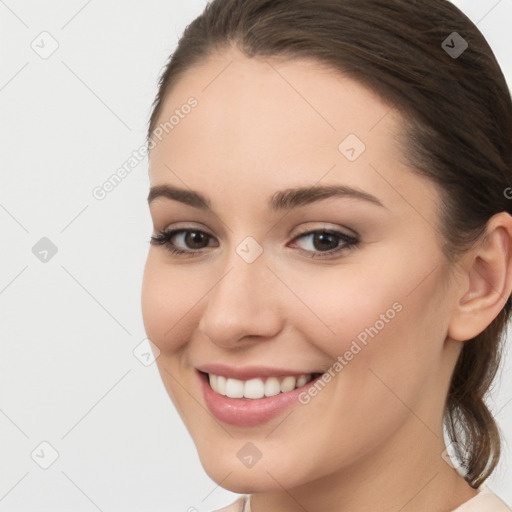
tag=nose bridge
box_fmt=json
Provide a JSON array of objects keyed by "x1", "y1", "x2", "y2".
[{"x1": 198, "y1": 238, "x2": 282, "y2": 346}]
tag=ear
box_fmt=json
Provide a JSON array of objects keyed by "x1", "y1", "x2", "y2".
[{"x1": 448, "y1": 212, "x2": 512, "y2": 342}]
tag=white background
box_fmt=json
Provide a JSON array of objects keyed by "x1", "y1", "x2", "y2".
[{"x1": 0, "y1": 1, "x2": 511, "y2": 510}]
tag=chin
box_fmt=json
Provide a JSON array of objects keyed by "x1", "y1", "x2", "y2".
[
  {"x1": 203, "y1": 464, "x2": 285, "y2": 494},
  {"x1": 198, "y1": 449, "x2": 312, "y2": 494}
]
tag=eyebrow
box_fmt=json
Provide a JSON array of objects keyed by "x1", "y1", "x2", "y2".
[{"x1": 147, "y1": 183, "x2": 385, "y2": 211}]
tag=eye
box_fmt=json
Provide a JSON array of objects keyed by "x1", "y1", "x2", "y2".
[
  {"x1": 289, "y1": 229, "x2": 359, "y2": 258},
  {"x1": 150, "y1": 228, "x2": 217, "y2": 257},
  {"x1": 150, "y1": 227, "x2": 359, "y2": 259}
]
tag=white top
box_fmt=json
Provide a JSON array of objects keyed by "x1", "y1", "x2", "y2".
[
  {"x1": 214, "y1": 485, "x2": 511, "y2": 511},
  {"x1": 452, "y1": 486, "x2": 511, "y2": 511}
]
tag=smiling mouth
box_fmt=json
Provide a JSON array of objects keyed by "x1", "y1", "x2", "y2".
[{"x1": 200, "y1": 371, "x2": 323, "y2": 400}]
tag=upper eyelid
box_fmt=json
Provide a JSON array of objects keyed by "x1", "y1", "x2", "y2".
[
  {"x1": 155, "y1": 222, "x2": 214, "y2": 237},
  {"x1": 156, "y1": 224, "x2": 357, "y2": 238}
]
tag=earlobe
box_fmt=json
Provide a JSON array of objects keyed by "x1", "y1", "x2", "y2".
[{"x1": 448, "y1": 212, "x2": 512, "y2": 342}]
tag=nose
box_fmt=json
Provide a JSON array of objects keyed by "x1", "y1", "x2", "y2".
[{"x1": 197, "y1": 249, "x2": 284, "y2": 349}]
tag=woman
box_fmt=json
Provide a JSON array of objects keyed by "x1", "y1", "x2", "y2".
[{"x1": 141, "y1": 0, "x2": 512, "y2": 510}]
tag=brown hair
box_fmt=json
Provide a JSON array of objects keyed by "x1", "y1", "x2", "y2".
[{"x1": 147, "y1": 0, "x2": 512, "y2": 488}]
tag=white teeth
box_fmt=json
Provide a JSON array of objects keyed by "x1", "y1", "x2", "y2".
[
  {"x1": 208, "y1": 373, "x2": 315, "y2": 399},
  {"x1": 296, "y1": 375, "x2": 308, "y2": 387},
  {"x1": 209, "y1": 374, "x2": 226, "y2": 395},
  {"x1": 280, "y1": 376, "x2": 296, "y2": 393},
  {"x1": 264, "y1": 377, "x2": 281, "y2": 397},
  {"x1": 244, "y1": 378, "x2": 265, "y2": 399},
  {"x1": 225, "y1": 378, "x2": 244, "y2": 398}
]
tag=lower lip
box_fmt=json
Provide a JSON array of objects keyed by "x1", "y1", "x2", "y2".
[{"x1": 197, "y1": 371, "x2": 321, "y2": 427}]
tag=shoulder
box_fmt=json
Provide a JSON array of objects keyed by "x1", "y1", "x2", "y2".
[
  {"x1": 211, "y1": 495, "x2": 249, "y2": 512},
  {"x1": 452, "y1": 486, "x2": 511, "y2": 512}
]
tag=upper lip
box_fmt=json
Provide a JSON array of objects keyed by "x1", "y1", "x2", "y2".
[{"x1": 196, "y1": 363, "x2": 321, "y2": 381}]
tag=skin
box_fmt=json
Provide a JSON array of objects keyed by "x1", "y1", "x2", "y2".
[{"x1": 142, "y1": 46, "x2": 512, "y2": 512}]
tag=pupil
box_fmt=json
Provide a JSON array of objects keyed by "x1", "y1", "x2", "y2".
[
  {"x1": 314, "y1": 232, "x2": 337, "y2": 251},
  {"x1": 186, "y1": 231, "x2": 208, "y2": 249}
]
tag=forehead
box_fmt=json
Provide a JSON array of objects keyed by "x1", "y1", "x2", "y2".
[
  {"x1": 148, "y1": 47, "x2": 436, "y2": 218},
  {"x1": 151, "y1": 47, "x2": 397, "y2": 155}
]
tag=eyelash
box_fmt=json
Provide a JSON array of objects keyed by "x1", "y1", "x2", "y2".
[{"x1": 150, "y1": 227, "x2": 359, "y2": 259}]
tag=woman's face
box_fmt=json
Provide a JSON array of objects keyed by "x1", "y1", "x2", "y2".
[{"x1": 142, "y1": 47, "x2": 461, "y2": 493}]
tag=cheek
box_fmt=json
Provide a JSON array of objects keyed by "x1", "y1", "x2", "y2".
[
  {"x1": 282, "y1": 256, "x2": 447, "y2": 417},
  {"x1": 280, "y1": 262, "x2": 405, "y2": 355},
  {"x1": 284, "y1": 247, "x2": 447, "y2": 363},
  {"x1": 141, "y1": 253, "x2": 204, "y2": 415},
  {"x1": 141, "y1": 251, "x2": 202, "y2": 351}
]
